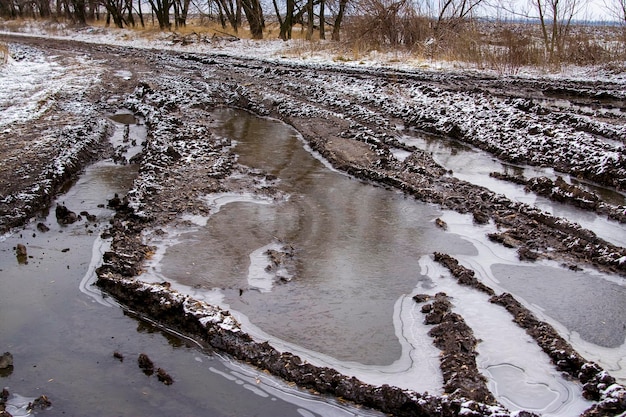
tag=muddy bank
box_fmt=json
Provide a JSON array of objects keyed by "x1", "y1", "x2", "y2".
[
  {"x1": 413, "y1": 292, "x2": 494, "y2": 404},
  {"x1": 491, "y1": 172, "x2": 626, "y2": 223},
  {"x1": 0, "y1": 120, "x2": 112, "y2": 234}
]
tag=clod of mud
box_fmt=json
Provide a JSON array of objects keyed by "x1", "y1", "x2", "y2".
[
  {"x1": 0, "y1": 388, "x2": 9, "y2": 417},
  {"x1": 113, "y1": 351, "x2": 124, "y2": 362},
  {"x1": 55, "y1": 204, "x2": 80, "y2": 225},
  {"x1": 28, "y1": 395, "x2": 51, "y2": 411},
  {"x1": 0, "y1": 352, "x2": 13, "y2": 370},
  {"x1": 156, "y1": 368, "x2": 174, "y2": 385},
  {"x1": 137, "y1": 353, "x2": 154, "y2": 376},
  {"x1": 435, "y1": 218, "x2": 448, "y2": 230},
  {"x1": 79, "y1": 211, "x2": 97, "y2": 222},
  {"x1": 14, "y1": 245, "x2": 27, "y2": 264},
  {"x1": 517, "y1": 247, "x2": 540, "y2": 261}
]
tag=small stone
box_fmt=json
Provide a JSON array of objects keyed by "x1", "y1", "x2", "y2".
[{"x1": 412, "y1": 294, "x2": 431, "y2": 303}]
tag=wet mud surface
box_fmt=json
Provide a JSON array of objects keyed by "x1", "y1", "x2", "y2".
[{"x1": 1, "y1": 33, "x2": 625, "y2": 416}]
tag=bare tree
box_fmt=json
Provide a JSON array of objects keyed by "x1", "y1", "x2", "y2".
[
  {"x1": 102, "y1": 0, "x2": 127, "y2": 27},
  {"x1": 604, "y1": 0, "x2": 626, "y2": 23},
  {"x1": 530, "y1": 0, "x2": 582, "y2": 62},
  {"x1": 306, "y1": 0, "x2": 313, "y2": 39},
  {"x1": 147, "y1": 0, "x2": 173, "y2": 28},
  {"x1": 319, "y1": 0, "x2": 325, "y2": 39},
  {"x1": 173, "y1": 0, "x2": 191, "y2": 26},
  {"x1": 433, "y1": 0, "x2": 485, "y2": 38},
  {"x1": 241, "y1": 0, "x2": 264, "y2": 38},
  {"x1": 275, "y1": 0, "x2": 295, "y2": 39},
  {"x1": 331, "y1": 0, "x2": 348, "y2": 40},
  {"x1": 349, "y1": 0, "x2": 409, "y2": 46},
  {"x1": 214, "y1": 0, "x2": 242, "y2": 32}
]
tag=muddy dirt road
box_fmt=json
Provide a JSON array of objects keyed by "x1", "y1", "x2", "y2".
[{"x1": 1, "y1": 33, "x2": 625, "y2": 416}]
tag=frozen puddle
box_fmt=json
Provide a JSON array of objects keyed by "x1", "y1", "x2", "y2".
[
  {"x1": 419, "y1": 253, "x2": 590, "y2": 415},
  {"x1": 108, "y1": 111, "x2": 145, "y2": 162},
  {"x1": 394, "y1": 131, "x2": 626, "y2": 248},
  {"x1": 138, "y1": 109, "x2": 624, "y2": 415}
]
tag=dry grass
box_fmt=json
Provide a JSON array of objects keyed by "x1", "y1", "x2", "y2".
[
  {"x1": 0, "y1": 42, "x2": 9, "y2": 64},
  {"x1": 88, "y1": 16, "x2": 254, "y2": 40},
  {"x1": 2, "y1": 15, "x2": 625, "y2": 73},
  {"x1": 337, "y1": 19, "x2": 626, "y2": 73}
]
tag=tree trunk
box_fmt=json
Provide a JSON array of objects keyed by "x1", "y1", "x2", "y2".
[
  {"x1": 137, "y1": 0, "x2": 145, "y2": 27},
  {"x1": 306, "y1": 0, "x2": 313, "y2": 40},
  {"x1": 279, "y1": 0, "x2": 294, "y2": 40},
  {"x1": 148, "y1": 0, "x2": 171, "y2": 29},
  {"x1": 331, "y1": 0, "x2": 347, "y2": 41},
  {"x1": 319, "y1": 0, "x2": 325, "y2": 40},
  {"x1": 241, "y1": 0, "x2": 264, "y2": 38}
]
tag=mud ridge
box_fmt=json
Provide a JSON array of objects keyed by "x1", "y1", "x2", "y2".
[
  {"x1": 413, "y1": 293, "x2": 497, "y2": 406},
  {"x1": 490, "y1": 172, "x2": 626, "y2": 223},
  {"x1": 0, "y1": 120, "x2": 112, "y2": 234},
  {"x1": 490, "y1": 292, "x2": 626, "y2": 417}
]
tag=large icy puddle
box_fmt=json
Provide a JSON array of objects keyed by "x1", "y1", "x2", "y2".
[{"x1": 143, "y1": 108, "x2": 625, "y2": 415}]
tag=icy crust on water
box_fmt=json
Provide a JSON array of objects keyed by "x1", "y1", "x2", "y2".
[
  {"x1": 139, "y1": 193, "x2": 445, "y2": 394},
  {"x1": 132, "y1": 196, "x2": 608, "y2": 417},
  {"x1": 418, "y1": 255, "x2": 591, "y2": 416},
  {"x1": 435, "y1": 210, "x2": 626, "y2": 384},
  {"x1": 395, "y1": 133, "x2": 626, "y2": 248}
]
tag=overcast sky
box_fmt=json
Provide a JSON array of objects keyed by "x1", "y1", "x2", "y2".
[{"x1": 491, "y1": 0, "x2": 620, "y2": 22}]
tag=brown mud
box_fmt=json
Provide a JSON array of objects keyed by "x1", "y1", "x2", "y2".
[{"x1": 1, "y1": 33, "x2": 625, "y2": 416}]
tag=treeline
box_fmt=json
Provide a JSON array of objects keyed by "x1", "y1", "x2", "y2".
[{"x1": 1, "y1": 0, "x2": 625, "y2": 68}]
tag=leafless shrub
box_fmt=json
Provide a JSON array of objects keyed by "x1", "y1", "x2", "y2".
[
  {"x1": 562, "y1": 32, "x2": 610, "y2": 64},
  {"x1": 343, "y1": 0, "x2": 414, "y2": 49},
  {"x1": 474, "y1": 25, "x2": 545, "y2": 73}
]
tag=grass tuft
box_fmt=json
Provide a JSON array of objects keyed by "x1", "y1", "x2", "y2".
[{"x1": 0, "y1": 42, "x2": 9, "y2": 64}]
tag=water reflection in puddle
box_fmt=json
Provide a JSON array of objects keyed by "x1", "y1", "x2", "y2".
[
  {"x1": 1, "y1": 119, "x2": 374, "y2": 417},
  {"x1": 155, "y1": 110, "x2": 467, "y2": 366},
  {"x1": 146, "y1": 109, "x2": 626, "y2": 415}
]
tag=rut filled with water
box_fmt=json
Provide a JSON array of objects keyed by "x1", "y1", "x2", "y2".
[{"x1": 142, "y1": 108, "x2": 626, "y2": 416}]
